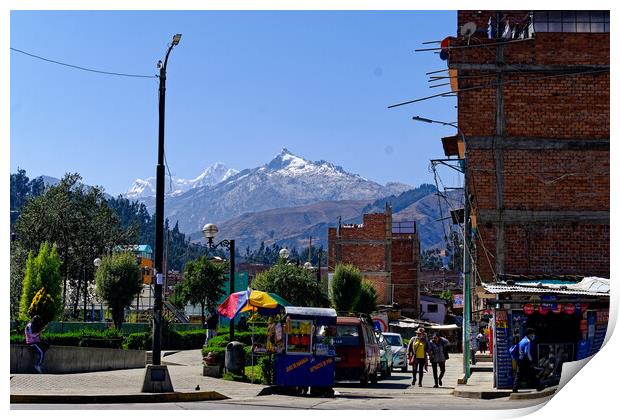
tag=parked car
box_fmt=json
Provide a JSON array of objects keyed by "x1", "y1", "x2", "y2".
[
  {"x1": 383, "y1": 332, "x2": 407, "y2": 372},
  {"x1": 374, "y1": 330, "x2": 393, "y2": 378},
  {"x1": 334, "y1": 316, "x2": 380, "y2": 385}
]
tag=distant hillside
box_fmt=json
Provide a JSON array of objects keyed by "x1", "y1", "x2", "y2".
[{"x1": 190, "y1": 185, "x2": 461, "y2": 252}]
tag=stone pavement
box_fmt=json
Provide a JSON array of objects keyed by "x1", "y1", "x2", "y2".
[
  {"x1": 10, "y1": 349, "x2": 267, "y2": 403},
  {"x1": 10, "y1": 349, "x2": 555, "y2": 404}
]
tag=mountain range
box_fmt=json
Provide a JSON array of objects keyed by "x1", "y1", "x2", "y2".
[
  {"x1": 190, "y1": 184, "x2": 462, "y2": 252},
  {"x1": 23, "y1": 149, "x2": 460, "y2": 253},
  {"x1": 128, "y1": 148, "x2": 413, "y2": 236},
  {"x1": 125, "y1": 162, "x2": 239, "y2": 199}
]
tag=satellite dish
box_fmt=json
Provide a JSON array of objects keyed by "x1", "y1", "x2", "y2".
[
  {"x1": 439, "y1": 49, "x2": 449, "y2": 61},
  {"x1": 460, "y1": 21, "x2": 477, "y2": 38}
]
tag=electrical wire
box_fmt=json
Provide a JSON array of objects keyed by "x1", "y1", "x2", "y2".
[
  {"x1": 415, "y1": 36, "x2": 535, "y2": 52},
  {"x1": 388, "y1": 68, "x2": 609, "y2": 108},
  {"x1": 11, "y1": 47, "x2": 158, "y2": 79}
]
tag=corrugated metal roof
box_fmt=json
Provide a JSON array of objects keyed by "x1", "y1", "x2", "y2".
[{"x1": 482, "y1": 277, "x2": 610, "y2": 297}]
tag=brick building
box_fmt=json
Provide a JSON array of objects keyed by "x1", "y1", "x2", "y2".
[
  {"x1": 327, "y1": 206, "x2": 421, "y2": 315},
  {"x1": 446, "y1": 10, "x2": 609, "y2": 281}
]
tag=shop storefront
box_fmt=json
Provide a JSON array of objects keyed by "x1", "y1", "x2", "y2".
[{"x1": 483, "y1": 277, "x2": 610, "y2": 389}]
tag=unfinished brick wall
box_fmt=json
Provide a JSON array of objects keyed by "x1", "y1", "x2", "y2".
[
  {"x1": 327, "y1": 212, "x2": 421, "y2": 313},
  {"x1": 451, "y1": 10, "x2": 610, "y2": 280}
]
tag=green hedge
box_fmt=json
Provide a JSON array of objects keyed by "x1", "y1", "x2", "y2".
[
  {"x1": 124, "y1": 329, "x2": 206, "y2": 350},
  {"x1": 10, "y1": 329, "x2": 123, "y2": 347},
  {"x1": 11, "y1": 328, "x2": 206, "y2": 350}
]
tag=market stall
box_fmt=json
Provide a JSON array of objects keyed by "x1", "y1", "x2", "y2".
[
  {"x1": 217, "y1": 289, "x2": 291, "y2": 382},
  {"x1": 483, "y1": 276, "x2": 610, "y2": 389},
  {"x1": 270, "y1": 307, "x2": 338, "y2": 394}
]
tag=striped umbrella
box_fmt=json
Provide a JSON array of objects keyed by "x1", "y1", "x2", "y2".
[{"x1": 217, "y1": 289, "x2": 291, "y2": 319}]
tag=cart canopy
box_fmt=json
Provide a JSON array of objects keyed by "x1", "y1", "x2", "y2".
[{"x1": 284, "y1": 307, "x2": 337, "y2": 325}]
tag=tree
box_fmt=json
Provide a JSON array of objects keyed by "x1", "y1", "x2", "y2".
[
  {"x1": 331, "y1": 264, "x2": 362, "y2": 312},
  {"x1": 173, "y1": 256, "x2": 228, "y2": 326},
  {"x1": 252, "y1": 260, "x2": 328, "y2": 307},
  {"x1": 10, "y1": 169, "x2": 47, "y2": 225},
  {"x1": 421, "y1": 248, "x2": 444, "y2": 270},
  {"x1": 95, "y1": 252, "x2": 142, "y2": 330},
  {"x1": 353, "y1": 281, "x2": 378, "y2": 316},
  {"x1": 28, "y1": 288, "x2": 57, "y2": 325},
  {"x1": 10, "y1": 242, "x2": 29, "y2": 319},
  {"x1": 18, "y1": 242, "x2": 63, "y2": 324},
  {"x1": 14, "y1": 173, "x2": 130, "y2": 318}
]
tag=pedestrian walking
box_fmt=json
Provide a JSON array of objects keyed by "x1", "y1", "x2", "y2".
[
  {"x1": 25, "y1": 315, "x2": 49, "y2": 374},
  {"x1": 477, "y1": 328, "x2": 488, "y2": 354},
  {"x1": 470, "y1": 328, "x2": 479, "y2": 365},
  {"x1": 407, "y1": 327, "x2": 429, "y2": 387},
  {"x1": 204, "y1": 306, "x2": 219, "y2": 346},
  {"x1": 428, "y1": 333, "x2": 450, "y2": 387},
  {"x1": 512, "y1": 328, "x2": 544, "y2": 393}
]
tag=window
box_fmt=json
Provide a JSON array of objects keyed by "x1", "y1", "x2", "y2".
[
  {"x1": 427, "y1": 304, "x2": 439, "y2": 313},
  {"x1": 534, "y1": 10, "x2": 609, "y2": 33}
]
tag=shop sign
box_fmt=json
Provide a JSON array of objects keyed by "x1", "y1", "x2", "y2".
[
  {"x1": 372, "y1": 313, "x2": 389, "y2": 332},
  {"x1": 575, "y1": 302, "x2": 588, "y2": 313},
  {"x1": 495, "y1": 309, "x2": 508, "y2": 322},
  {"x1": 538, "y1": 305, "x2": 550, "y2": 315},
  {"x1": 453, "y1": 294, "x2": 463, "y2": 308},
  {"x1": 285, "y1": 357, "x2": 309, "y2": 373},
  {"x1": 523, "y1": 303, "x2": 535, "y2": 315},
  {"x1": 564, "y1": 303, "x2": 576, "y2": 315},
  {"x1": 552, "y1": 304, "x2": 563, "y2": 314},
  {"x1": 596, "y1": 310, "x2": 609, "y2": 324}
]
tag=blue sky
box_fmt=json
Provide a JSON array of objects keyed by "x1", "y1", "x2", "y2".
[{"x1": 10, "y1": 10, "x2": 458, "y2": 196}]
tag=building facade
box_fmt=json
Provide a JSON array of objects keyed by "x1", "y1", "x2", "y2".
[
  {"x1": 327, "y1": 206, "x2": 421, "y2": 315},
  {"x1": 448, "y1": 10, "x2": 609, "y2": 281}
]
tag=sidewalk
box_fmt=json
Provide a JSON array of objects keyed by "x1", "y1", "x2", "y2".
[
  {"x1": 11, "y1": 349, "x2": 556, "y2": 404},
  {"x1": 10, "y1": 349, "x2": 267, "y2": 404},
  {"x1": 453, "y1": 351, "x2": 557, "y2": 401}
]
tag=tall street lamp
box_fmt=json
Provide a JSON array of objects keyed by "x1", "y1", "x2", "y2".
[
  {"x1": 412, "y1": 115, "x2": 472, "y2": 382},
  {"x1": 202, "y1": 223, "x2": 236, "y2": 341},
  {"x1": 152, "y1": 33, "x2": 181, "y2": 368},
  {"x1": 90, "y1": 258, "x2": 102, "y2": 322}
]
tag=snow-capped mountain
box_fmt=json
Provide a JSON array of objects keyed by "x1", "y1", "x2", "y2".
[
  {"x1": 125, "y1": 163, "x2": 238, "y2": 199},
  {"x1": 145, "y1": 148, "x2": 411, "y2": 234}
]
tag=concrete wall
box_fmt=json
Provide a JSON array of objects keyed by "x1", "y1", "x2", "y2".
[{"x1": 11, "y1": 344, "x2": 145, "y2": 374}]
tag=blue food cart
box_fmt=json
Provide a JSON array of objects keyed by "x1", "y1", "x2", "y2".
[{"x1": 272, "y1": 307, "x2": 337, "y2": 395}]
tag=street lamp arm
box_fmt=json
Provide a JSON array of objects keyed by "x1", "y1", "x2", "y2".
[
  {"x1": 162, "y1": 44, "x2": 175, "y2": 73},
  {"x1": 208, "y1": 239, "x2": 231, "y2": 251},
  {"x1": 412, "y1": 116, "x2": 464, "y2": 143}
]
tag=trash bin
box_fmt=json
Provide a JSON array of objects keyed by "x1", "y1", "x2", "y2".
[{"x1": 225, "y1": 341, "x2": 245, "y2": 374}]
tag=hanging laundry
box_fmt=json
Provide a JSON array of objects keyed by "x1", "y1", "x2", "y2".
[
  {"x1": 511, "y1": 25, "x2": 518, "y2": 39},
  {"x1": 502, "y1": 20, "x2": 511, "y2": 39},
  {"x1": 487, "y1": 16, "x2": 495, "y2": 39}
]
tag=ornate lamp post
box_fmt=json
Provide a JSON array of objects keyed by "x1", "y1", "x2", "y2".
[{"x1": 202, "y1": 223, "x2": 236, "y2": 341}]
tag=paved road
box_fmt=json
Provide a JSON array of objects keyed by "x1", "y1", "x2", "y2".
[
  {"x1": 11, "y1": 371, "x2": 550, "y2": 410},
  {"x1": 11, "y1": 350, "x2": 553, "y2": 410}
]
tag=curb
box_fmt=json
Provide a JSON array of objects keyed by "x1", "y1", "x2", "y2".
[
  {"x1": 453, "y1": 389, "x2": 512, "y2": 400},
  {"x1": 10, "y1": 390, "x2": 229, "y2": 404},
  {"x1": 509, "y1": 387, "x2": 556, "y2": 400}
]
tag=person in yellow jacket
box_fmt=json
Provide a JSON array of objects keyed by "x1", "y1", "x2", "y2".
[{"x1": 407, "y1": 327, "x2": 429, "y2": 387}]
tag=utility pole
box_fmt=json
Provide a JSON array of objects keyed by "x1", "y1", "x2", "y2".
[
  {"x1": 411, "y1": 115, "x2": 470, "y2": 381},
  {"x1": 142, "y1": 34, "x2": 181, "y2": 394}
]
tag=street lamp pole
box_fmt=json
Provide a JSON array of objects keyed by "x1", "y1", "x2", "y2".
[
  {"x1": 412, "y1": 115, "x2": 471, "y2": 381},
  {"x1": 202, "y1": 224, "x2": 236, "y2": 341},
  {"x1": 153, "y1": 34, "x2": 181, "y2": 367}
]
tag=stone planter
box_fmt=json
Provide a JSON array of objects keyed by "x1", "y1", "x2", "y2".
[{"x1": 203, "y1": 364, "x2": 223, "y2": 378}]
